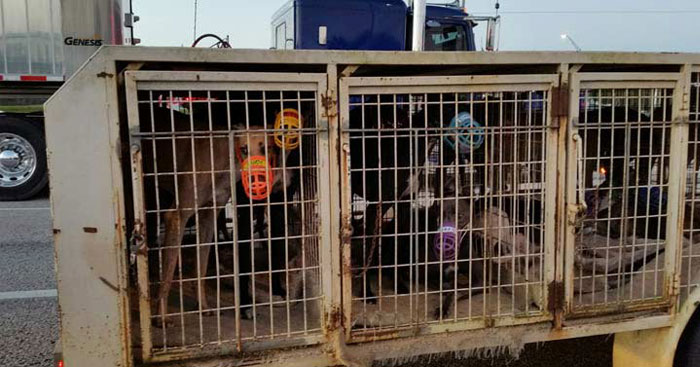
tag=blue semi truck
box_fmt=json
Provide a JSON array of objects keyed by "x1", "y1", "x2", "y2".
[{"x1": 270, "y1": 0, "x2": 498, "y2": 52}]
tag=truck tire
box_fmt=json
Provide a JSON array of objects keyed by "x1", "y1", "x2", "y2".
[
  {"x1": 675, "y1": 307, "x2": 700, "y2": 367},
  {"x1": 0, "y1": 116, "x2": 48, "y2": 201}
]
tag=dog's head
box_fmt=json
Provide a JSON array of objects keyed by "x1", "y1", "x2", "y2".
[
  {"x1": 233, "y1": 125, "x2": 278, "y2": 158},
  {"x1": 233, "y1": 125, "x2": 279, "y2": 200}
]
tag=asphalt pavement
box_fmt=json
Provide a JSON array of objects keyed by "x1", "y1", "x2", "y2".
[{"x1": 0, "y1": 196, "x2": 57, "y2": 367}]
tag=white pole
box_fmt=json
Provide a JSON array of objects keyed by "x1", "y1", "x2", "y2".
[{"x1": 412, "y1": 0, "x2": 427, "y2": 51}]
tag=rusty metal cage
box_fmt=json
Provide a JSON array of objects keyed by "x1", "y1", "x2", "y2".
[
  {"x1": 339, "y1": 75, "x2": 558, "y2": 340},
  {"x1": 565, "y1": 72, "x2": 687, "y2": 316},
  {"x1": 341, "y1": 76, "x2": 558, "y2": 341},
  {"x1": 44, "y1": 49, "x2": 700, "y2": 367},
  {"x1": 125, "y1": 72, "x2": 331, "y2": 361}
]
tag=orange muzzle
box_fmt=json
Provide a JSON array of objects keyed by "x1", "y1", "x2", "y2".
[{"x1": 240, "y1": 155, "x2": 275, "y2": 201}]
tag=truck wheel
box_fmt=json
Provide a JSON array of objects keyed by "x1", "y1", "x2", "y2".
[
  {"x1": 0, "y1": 117, "x2": 48, "y2": 201},
  {"x1": 675, "y1": 307, "x2": 700, "y2": 367}
]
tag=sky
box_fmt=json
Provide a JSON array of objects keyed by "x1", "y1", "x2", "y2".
[{"x1": 133, "y1": 0, "x2": 700, "y2": 52}]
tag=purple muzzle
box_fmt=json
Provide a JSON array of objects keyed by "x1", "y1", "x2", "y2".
[{"x1": 433, "y1": 222, "x2": 460, "y2": 261}]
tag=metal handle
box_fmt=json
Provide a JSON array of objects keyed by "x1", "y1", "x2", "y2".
[{"x1": 572, "y1": 133, "x2": 587, "y2": 210}]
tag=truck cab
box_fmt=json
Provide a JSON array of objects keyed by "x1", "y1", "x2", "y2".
[{"x1": 271, "y1": 0, "x2": 477, "y2": 51}]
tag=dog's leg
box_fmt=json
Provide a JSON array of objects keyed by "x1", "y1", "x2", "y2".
[
  {"x1": 236, "y1": 187, "x2": 254, "y2": 320},
  {"x1": 196, "y1": 208, "x2": 216, "y2": 312},
  {"x1": 362, "y1": 203, "x2": 382, "y2": 304},
  {"x1": 436, "y1": 292, "x2": 455, "y2": 320},
  {"x1": 269, "y1": 200, "x2": 288, "y2": 299},
  {"x1": 158, "y1": 209, "x2": 188, "y2": 313},
  {"x1": 217, "y1": 210, "x2": 232, "y2": 242},
  {"x1": 436, "y1": 266, "x2": 457, "y2": 320}
]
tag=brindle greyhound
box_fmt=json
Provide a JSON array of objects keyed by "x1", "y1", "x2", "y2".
[{"x1": 153, "y1": 112, "x2": 295, "y2": 319}]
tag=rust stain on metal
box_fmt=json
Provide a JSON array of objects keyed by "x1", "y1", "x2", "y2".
[
  {"x1": 83, "y1": 227, "x2": 98, "y2": 233},
  {"x1": 551, "y1": 85, "x2": 569, "y2": 120},
  {"x1": 321, "y1": 93, "x2": 337, "y2": 119},
  {"x1": 549, "y1": 328, "x2": 570, "y2": 340},
  {"x1": 341, "y1": 215, "x2": 353, "y2": 242},
  {"x1": 325, "y1": 306, "x2": 343, "y2": 333},
  {"x1": 547, "y1": 281, "x2": 565, "y2": 317},
  {"x1": 341, "y1": 218, "x2": 354, "y2": 276},
  {"x1": 669, "y1": 273, "x2": 681, "y2": 298}
]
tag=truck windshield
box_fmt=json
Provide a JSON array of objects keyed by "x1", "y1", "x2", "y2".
[{"x1": 425, "y1": 24, "x2": 467, "y2": 51}]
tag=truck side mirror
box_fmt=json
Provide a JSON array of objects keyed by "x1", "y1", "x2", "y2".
[
  {"x1": 484, "y1": 16, "x2": 500, "y2": 51},
  {"x1": 124, "y1": 13, "x2": 139, "y2": 27}
]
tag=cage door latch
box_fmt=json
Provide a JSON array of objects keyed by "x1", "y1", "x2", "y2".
[{"x1": 129, "y1": 220, "x2": 146, "y2": 265}]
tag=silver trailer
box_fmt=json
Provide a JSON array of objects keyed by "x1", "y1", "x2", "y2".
[
  {"x1": 46, "y1": 46, "x2": 700, "y2": 367},
  {"x1": 0, "y1": 0, "x2": 135, "y2": 200}
]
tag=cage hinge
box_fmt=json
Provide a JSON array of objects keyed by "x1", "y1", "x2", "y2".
[
  {"x1": 547, "y1": 280, "x2": 565, "y2": 315},
  {"x1": 551, "y1": 86, "x2": 570, "y2": 119},
  {"x1": 321, "y1": 93, "x2": 337, "y2": 119},
  {"x1": 669, "y1": 273, "x2": 682, "y2": 297}
]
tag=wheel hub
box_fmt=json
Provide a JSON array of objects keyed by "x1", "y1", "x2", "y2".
[
  {"x1": 0, "y1": 133, "x2": 37, "y2": 188},
  {"x1": 0, "y1": 149, "x2": 20, "y2": 169}
]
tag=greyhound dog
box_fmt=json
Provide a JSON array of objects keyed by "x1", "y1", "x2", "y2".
[{"x1": 151, "y1": 107, "x2": 296, "y2": 320}]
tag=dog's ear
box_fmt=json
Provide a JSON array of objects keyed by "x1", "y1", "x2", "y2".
[{"x1": 231, "y1": 124, "x2": 246, "y2": 147}]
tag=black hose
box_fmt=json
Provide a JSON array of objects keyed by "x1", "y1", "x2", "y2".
[{"x1": 191, "y1": 33, "x2": 231, "y2": 48}]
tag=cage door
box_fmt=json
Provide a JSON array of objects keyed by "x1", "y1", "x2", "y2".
[
  {"x1": 124, "y1": 71, "x2": 333, "y2": 362},
  {"x1": 564, "y1": 72, "x2": 687, "y2": 316},
  {"x1": 338, "y1": 74, "x2": 561, "y2": 342}
]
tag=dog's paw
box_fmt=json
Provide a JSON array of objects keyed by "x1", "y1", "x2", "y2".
[
  {"x1": 433, "y1": 305, "x2": 452, "y2": 320},
  {"x1": 433, "y1": 307, "x2": 442, "y2": 320}
]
